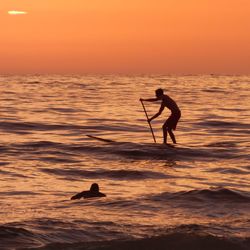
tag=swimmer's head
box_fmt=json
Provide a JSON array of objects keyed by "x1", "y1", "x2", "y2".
[
  {"x1": 155, "y1": 88, "x2": 164, "y2": 98},
  {"x1": 90, "y1": 183, "x2": 99, "y2": 192}
]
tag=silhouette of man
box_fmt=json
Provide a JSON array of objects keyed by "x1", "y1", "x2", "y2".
[
  {"x1": 140, "y1": 88, "x2": 181, "y2": 144},
  {"x1": 71, "y1": 183, "x2": 106, "y2": 200}
]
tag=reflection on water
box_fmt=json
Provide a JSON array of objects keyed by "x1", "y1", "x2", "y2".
[{"x1": 0, "y1": 75, "x2": 249, "y2": 249}]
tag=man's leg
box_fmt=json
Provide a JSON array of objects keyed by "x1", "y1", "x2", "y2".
[
  {"x1": 162, "y1": 123, "x2": 168, "y2": 144},
  {"x1": 168, "y1": 128, "x2": 176, "y2": 144}
]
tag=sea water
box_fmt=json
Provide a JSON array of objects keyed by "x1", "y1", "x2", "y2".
[{"x1": 0, "y1": 75, "x2": 249, "y2": 249}]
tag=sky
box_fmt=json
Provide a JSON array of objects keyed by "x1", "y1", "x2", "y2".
[{"x1": 1, "y1": 0, "x2": 250, "y2": 74}]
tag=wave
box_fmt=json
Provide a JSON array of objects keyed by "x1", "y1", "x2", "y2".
[
  {"x1": 0, "y1": 226, "x2": 40, "y2": 249},
  {"x1": 39, "y1": 234, "x2": 249, "y2": 250},
  {"x1": 0, "y1": 169, "x2": 28, "y2": 178},
  {"x1": 150, "y1": 188, "x2": 250, "y2": 203},
  {"x1": 39, "y1": 168, "x2": 168, "y2": 180},
  {"x1": 1, "y1": 139, "x2": 243, "y2": 162},
  {"x1": 205, "y1": 141, "x2": 238, "y2": 148},
  {"x1": 3, "y1": 224, "x2": 248, "y2": 250},
  {"x1": 69, "y1": 142, "x2": 240, "y2": 161},
  {"x1": 198, "y1": 120, "x2": 250, "y2": 129},
  {"x1": 0, "y1": 121, "x2": 142, "y2": 135},
  {"x1": 206, "y1": 167, "x2": 249, "y2": 175},
  {"x1": 0, "y1": 191, "x2": 39, "y2": 196},
  {"x1": 0, "y1": 121, "x2": 83, "y2": 133}
]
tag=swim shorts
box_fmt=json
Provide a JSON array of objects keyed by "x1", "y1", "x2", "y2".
[{"x1": 165, "y1": 111, "x2": 181, "y2": 130}]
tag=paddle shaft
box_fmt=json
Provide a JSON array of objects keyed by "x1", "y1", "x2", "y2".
[{"x1": 140, "y1": 100, "x2": 156, "y2": 143}]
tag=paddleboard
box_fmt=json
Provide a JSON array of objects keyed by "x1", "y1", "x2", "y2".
[
  {"x1": 86, "y1": 135, "x2": 116, "y2": 143},
  {"x1": 86, "y1": 134, "x2": 181, "y2": 149}
]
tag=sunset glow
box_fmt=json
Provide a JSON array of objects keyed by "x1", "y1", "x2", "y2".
[
  {"x1": 1, "y1": 0, "x2": 250, "y2": 74},
  {"x1": 8, "y1": 10, "x2": 27, "y2": 15}
]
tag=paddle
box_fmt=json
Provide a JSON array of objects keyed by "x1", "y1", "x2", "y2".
[{"x1": 140, "y1": 100, "x2": 156, "y2": 143}]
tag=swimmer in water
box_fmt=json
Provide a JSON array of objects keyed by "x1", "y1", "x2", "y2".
[{"x1": 71, "y1": 183, "x2": 106, "y2": 200}]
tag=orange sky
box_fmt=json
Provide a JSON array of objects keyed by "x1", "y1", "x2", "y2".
[{"x1": 1, "y1": 0, "x2": 250, "y2": 74}]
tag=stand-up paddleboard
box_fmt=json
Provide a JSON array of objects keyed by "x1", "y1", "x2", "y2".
[
  {"x1": 86, "y1": 134, "x2": 185, "y2": 151},
  {"x1": 86, "y1": 135, "x2": 116, "y2": 143}
]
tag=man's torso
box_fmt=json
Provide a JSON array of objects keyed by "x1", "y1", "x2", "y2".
[{"x1": 162, "y1": 95, "x2": 180, "y2": 114}]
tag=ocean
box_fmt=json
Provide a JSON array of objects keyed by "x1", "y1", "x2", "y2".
[{"x1": 0, "y1": 75, "x2": 249, "y2": 250}]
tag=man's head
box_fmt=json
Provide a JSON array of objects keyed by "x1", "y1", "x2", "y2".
[
  {"x1": 155, "y1": 88, "x2": 164, "y2": 98},
  {"x1": 90, "y1": 183, "x2": 99, "y2": 192}
]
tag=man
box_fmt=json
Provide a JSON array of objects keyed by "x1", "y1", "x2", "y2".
[
  {"x1": 71, "y1": 183, "x2": 106, "y2": 200},
  {"x1": 140, "y1": 88, "x2": 181, "y2": 144}
]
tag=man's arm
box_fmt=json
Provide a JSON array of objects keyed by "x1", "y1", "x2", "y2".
[
  {"x1": 71, "y1": 192, "x2": 84, "y2": 200},
  {"x1": 140, "y1": 98, "x2": 158, "y2": 102},
  {"x1": 148, "y1": 103, "x2": 164, "y2": 122}
]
